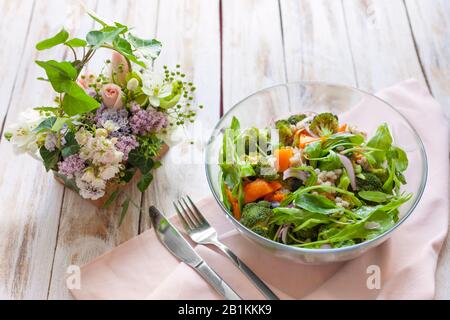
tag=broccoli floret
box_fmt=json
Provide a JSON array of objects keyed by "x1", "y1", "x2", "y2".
[
  {"x1": 240, "y1": 201, "x2": 273, "y2": 237},
  {"x1": 309, "y1": 113, "x2": 339, "y2": 137},
  {"x1": 275, "y1": 120, "x2": 293, "y2": 146},
  {"x1": 253, "y1": 158, "x2": 279, "y2": 181},
  {"x1": 356, "y1": 173, "x2": 383, "y2": 191},
  {"x1": 288, "y1": 114, "x2": 307, "y2": 125}
]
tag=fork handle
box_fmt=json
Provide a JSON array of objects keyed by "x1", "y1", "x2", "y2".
[{"x1": 211, "y1": 241, "x2": 280, "y2": 300}]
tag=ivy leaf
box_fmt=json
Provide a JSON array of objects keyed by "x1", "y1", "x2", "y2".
[
  {"x1": 113, "y1": 36, "x2": 133, "y2": 55},
  {"x1": 86, "y1": 27, "x2": 126, "y2": 49},
  {"x1": 65, "y1": 38, "x2": 87, "y2": 48},
  {"x1": 34, "y1": 117, "x2": 57, "y2": 133},
  {"x1": 40, "y1": 147, "x2": 60, "y2": 171},
  {"x1": 61, "y1": 82, "x2": 100, "y2": 116},
  {"x1": 127, "y1": 34, "x2": 162, "y2": 62},
  {"x1": 61, "y1": 132, "x2": 80, "y2": 158},
  {"x1": 122, "y1": 167, "x2": 137, "y2": 183},
  {"x1": 137, "y1": 172, "x2": 154, "y2": 193},
  {"x1": 35, "y1": 60, "x2": 77, "y2": 93},
  {"x1": 128, "y1": 149, "x2": 154, "y2": 174},
  {"x1": 36, "y1": 28, "x2": 69, "y2": 50},
  {"x1": 52, "y1": 117, "x2": 68, "y2": 132}
]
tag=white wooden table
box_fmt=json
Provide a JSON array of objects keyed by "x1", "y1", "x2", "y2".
[{"x1": 0, "y1": 0, "x2": 448, "y2": 300}]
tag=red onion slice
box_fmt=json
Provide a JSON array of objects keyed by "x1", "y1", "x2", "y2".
[
  {"x1": 281, "y1": 225, "x2": 289, "y2": 244},
  {"x1": 337, "y1": 153, "x2": 357, "y2": 191},
  {"x1": 283, "y1": 168, "x2": 308, "y2": 181}
]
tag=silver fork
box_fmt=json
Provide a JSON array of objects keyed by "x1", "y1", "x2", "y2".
[{"x1": 174, "y1": 196, "x2": 279, "y2": 300}]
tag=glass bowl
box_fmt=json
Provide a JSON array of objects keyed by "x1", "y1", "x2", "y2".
[{"x1": 205, "y1": 82, "x2": 427, "y2": 264}]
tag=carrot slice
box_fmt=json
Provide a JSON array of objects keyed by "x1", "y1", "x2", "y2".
[
  {"x1": 299, "y1": 134, "x2": 321, "y2": 149},
  {"x1": 269, "y1": 181, "x2": 282, "y2": 191},
  {"x1": 264, "y1": 191, "x2": 286, "y2": 202},
  {"x1": 226, "y1": 188, "x2": 241, "y2": 220},
  {"x1": 339, "y1": 124, "x2": 348, "y2": 133},
  {"x1": 275, "y1": 148, "x2": 294, "y2": 172},
  {"x1": 244, "y1": 179, "x2": 275, "y2": 203}
]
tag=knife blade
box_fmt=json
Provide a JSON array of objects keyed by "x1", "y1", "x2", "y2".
[{"x1": 149, "y1": 206, "x2": 241, "y2": 300}]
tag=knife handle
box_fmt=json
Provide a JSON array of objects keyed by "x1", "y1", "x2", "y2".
[{"x1": 195, "y1": 262, "x2": 241, "y2": 300}]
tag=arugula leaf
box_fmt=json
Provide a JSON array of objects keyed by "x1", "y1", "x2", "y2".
[
  {"x1": 40, "y1": 147, "x2": 60, "y2": 171},
  {"x1": 271, "y1": 207, "x2": 330, "y2": 230},
  {"x1": 36, "y1": 28, "x2": 69, "y2": 50},
  {"x1": 358, "y1": 191, "x2": 391, "y2": 203},
  {"x1": 294, "y1": 193, "x2": 343, "y2": 215},
  {"x1": 137, "y1": 172, "x2": 154, "y2": 193},
  {"x1": 65, "y1": 38, "x2": 87, "y2": 48},
  {"x1": 367, "y1": 123, "x2": 393, "y2": 163},
  {"x1": 317, "y1": 150, "x2": 342, "y2": 171},
  {"x1": 303, "y1": 141, "x2": 322, "y2": 167}
]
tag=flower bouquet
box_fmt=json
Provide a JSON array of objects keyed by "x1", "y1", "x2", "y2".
[{"x1": 4, "y1": 11, "x2": 202, "y2": 219}]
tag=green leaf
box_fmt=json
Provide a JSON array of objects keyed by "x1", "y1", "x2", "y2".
[
  {"x1": 103, "y1": 189, "x2": 121, "y2": 208},
  {"x1": 367, "y1": 124, "x2": 393, "y2": 163},
  {"x1": 34, "y1": 117, "x2": 57, "y2": 133},
  {"x1": 61, "y1": 132, "x2": 80, "y2": 158},
  {"x1": 52, "y1": 117, "x2": 67, "y2": 132},
  {"x1": 61, "y1": 82, "x2": 100, "y2": 116},
  {"x1": 122, "y1": 167, "x2": 137, "y2": 183},
  {"x1": 303, "y1": 141, "x2": 322, "y2": 167},
  {"x1": 230, "y1": 116, "x2": 240, "y2": 131},
  {"x1": 40, "y1": 147, "x2": 60, "y2": 171},
  {"x1": 390, "y1": 146, "x2": 408, "y2": 172},
  {"x1": 113, "y1": 37, "x2": 133, "y2": 55},
  {"x1": 54, "y1": 172, "x2": 79, "y2": 192},
  {"x1": 65, "y1": 38, "x2": 87, "y2": 47},
  {"x1": 86, "y1": 8, "x2": 110, "y2": 27},
  {"x1": 137, "y1": 172, "x2": 154, "y2": 193},
  {"x1": 317, "y1": 150, "x2": 342, "y2": 171},
  {"x1": 127, "y1": 34, "x2": 162, "y2": 59},
  {"x1": 35, "y1": 60, "x2": 77, "y2": 93},
  {"x1": 36, "y1": 28, "x2": 69, "y2": 50},
  {"x1": 128, "y1": 149, "x2": 154, "y2": 174},
  {"x1": 294, "y1": 193, "x2": 343, "y2": 215},
  {"x1": 86, "y1": 27, "x2": 126, "y2": 49},
  {"x1": 358, "y1": 191, "x2": 391, "y2": 203},
  {"x1": 119, "y1": 197, "x2": 131, "y2": 226}
]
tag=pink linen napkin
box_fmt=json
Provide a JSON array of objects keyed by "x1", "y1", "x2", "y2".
[{"x1": 71, "y1": 79, "x2": 448, "y2": 300}]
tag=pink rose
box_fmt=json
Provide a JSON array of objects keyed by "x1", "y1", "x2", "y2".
[
  {"x1": 101, "y1": 84, "x2": 124, "y2": 110},
  {"x1": 110, "y1": 52, "x2": 130, "y2": 86},
  {"x1": 77, "y1": 72, "x2": 97, "y2": 90}
]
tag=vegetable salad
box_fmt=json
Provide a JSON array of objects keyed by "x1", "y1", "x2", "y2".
[{"x1": 219, "y1": 112, "x2": 411, "y2": 249}]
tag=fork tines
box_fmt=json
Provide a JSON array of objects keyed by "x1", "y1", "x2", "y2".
[{"x1": 173, "y1": 196, "x2": 207, "y2": 229}]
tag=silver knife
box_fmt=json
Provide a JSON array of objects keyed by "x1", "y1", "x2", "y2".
[{"x1": 149, "y1": 206, "x2": 242, "y2": 300}]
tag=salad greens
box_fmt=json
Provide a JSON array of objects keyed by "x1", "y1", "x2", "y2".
[{"x1": 219, "y1": 112, "x2": 411, "y2": 249}]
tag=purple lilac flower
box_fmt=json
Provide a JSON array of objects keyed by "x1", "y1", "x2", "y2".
[
  {"x1": 129, "y1": 101, "x2": 142, "y2": 114},
  {"x1": 44, "y1": 133, "x2": 66, "y2": 152},
  {"x1": 129, "y1": 107, "x2": 169, "y2": 136},
  {"x1": 94, "y1": 104, "x2": 130, "y2": 137},
  {"x1": 58, "y1": 154, "x2": 86, "y2": 178},
  {"x1": 115, "y1": 135, "x2": 139, "y2": 161}
]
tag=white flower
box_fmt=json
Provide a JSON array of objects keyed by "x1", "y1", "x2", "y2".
[
  {"x1": 75, "y1": 174, "x2": 106, "y2": 201},
  {"x1": 81, "y1": 168, "x2": 106, "y2": 189},
  {"x1": 141, "y1": 71, "x2": 172, "y2": 107},
  {"x1": 75, "y1": 127, "x2": 92, "y2": 146},
  {"x1": 102, "y1": 120, "x2": 121, "y2": 133},
  {"x1": 5, "y1": 109, "x2": 45, "y2": 156},
  {"x1": 127, "y1": 78, "x2": 139, "y2": 91},
  {"x1": 98, "y1": 164, "x2": 121, "y2": 180}
]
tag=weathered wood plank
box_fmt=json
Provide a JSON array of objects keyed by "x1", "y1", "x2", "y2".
[
  {"x1": 140, "y1": 0, "x2": 222, "y2": 230},
  {"x1": 342, "y1": 0, "x2": 426, "y2": 91},
  {"x1": 404, "y1": 0, "x2": 450, "y2": 300},
  {"x1": 0, "y1": 0, "x2": 35, "y2": 135},
  {"x1": 222, "y1": 0, "x2": 286, "y2": 112},
  {"x1": 47, "y1": 0, "x2": 159, "y2": 300},
  {"x1": 280, "y1": 0, "x2": 356, "y2": 86},
  {"x1": 0, "y1": 0, "x2": 96, "y2": 300}
]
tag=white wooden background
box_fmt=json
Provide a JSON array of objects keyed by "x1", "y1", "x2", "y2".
[{"x1": 0, "y1": 0, "x2": 448, "y2": 300}]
